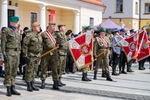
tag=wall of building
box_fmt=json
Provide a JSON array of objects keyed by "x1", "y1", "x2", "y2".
[
  {"x1": 101, "y1": 0, "x2": 133, "y2": 18},
  {"x1": 80, "y1": 7, "x2": 102, "y2": 31},
  {"x1": 132, "y1": 0, "x2": 139, "y2": 19},
  {"x1": 0, "y1": 1, "x2": 2, "y2": 28},
  {"x1": 60, "y1": 9, "x2": 74, "y2": 32},
  {"x1": 102, "y1": 18, "x2": 139, "y2": 30}
]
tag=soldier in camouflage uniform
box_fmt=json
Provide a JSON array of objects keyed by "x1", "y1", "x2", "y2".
[
  {"x1": 22, "y1": 22, "x2": 43, "y2": 92},
  {"x1": 56, "y1": 24, "x2": 68, "y2": 86},
  {"x1": 40, "y1": 22, "x2": 59, "y2": 90},
  {"x1": 93, "y1": 28, "x2": 113, "y2": 81},
  {"x1": 1, "y1": 16, "x2": 21, "y2": 96}
]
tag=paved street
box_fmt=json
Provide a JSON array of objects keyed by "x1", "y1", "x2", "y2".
[{"x1": 0, "y1": 62, "x2": 150, "y2": 100}]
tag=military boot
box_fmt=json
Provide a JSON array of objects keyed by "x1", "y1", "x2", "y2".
[
  {"x1": 31, "y1": 81, "x2": 39, "y2": 91},
  {"x1": 127, "y1": 65, "x2": 134, "y2": 72},
  {"x1": 11, "y1": 86, "x2": 21, "y2": 95},
  {"x1": 85, "y1": 73, "x2": 91, "y2": 81},
  {"x1": 40, "y1": 80, "x2": 45, "y2": 89},
  {"x1": 93, "y1": 71, "x2": 97, "y2": 80},
  {"x1": 6, "y1": 86, "x2": 11, "y2": 96},
  {"x1": 53, "y1": 81, "x2": 60, "y2": 90},
  {"x1": 82, "y1": 73, "x2": 88, "y2": 81},
  {"x1": 101, "y1": 71, "x2": 106, "y2": 77},
  {"x1": 106, "y1": 72, "x2": 113, "y2": 81},
  {"x1": 112, "y1": 65, "x2": 118, "y2": 76},
  {"x1": 121, "y1": 66, "x2": 127, "y2": 74},
  {"x1": 27, "y1": 82, "x2": 33, "y2": 92},
  {"x1": 59, "y1": 78, "x2": 66, "y2": 86}
]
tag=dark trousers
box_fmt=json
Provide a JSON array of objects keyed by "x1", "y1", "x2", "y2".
[{"x1": 119, "y1": 51, "x2": 127, "y2": 72}]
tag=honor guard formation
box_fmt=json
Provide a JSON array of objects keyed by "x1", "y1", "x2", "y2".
[{"x1": 0, "y1": 16, "x2": 149, "y2": 97}]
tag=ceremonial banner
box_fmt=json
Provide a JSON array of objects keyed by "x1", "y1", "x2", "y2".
[
  {"x1": 137, "y1": 30, "x2": 150, "y2": 61},
  {"x1": 68, "y1": 31, "x2": 94, "y2": 69},
  {"x1": 50, "y1": 10, "x2": 55, "y2": 22},
  {"x1": 119, "y1": 32, "x2": 139, "y2": 62}
]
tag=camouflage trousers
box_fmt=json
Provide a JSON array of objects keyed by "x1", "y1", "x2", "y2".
[
  {"x1": 4, "y1": 55, "x2": 19, "y2": 86},
  {"x1": 40, "y1": 53, "x2": 59, "y2": 81},
  {"x1": 82, "y1": 66, "x2": 89, "y2": 73},
  {"x1": 95, "y1": 50, "x2": 109, "y2": 73},
  {"x1": 25, "y1": 57, "x2": 39, "y2": 82},
  {"x1": 58, "y1": 55, "x2": 66, "y2": 78}
]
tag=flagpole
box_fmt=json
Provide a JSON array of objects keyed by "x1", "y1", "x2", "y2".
[{"x1": 41, "y1": 46, "x2": 59, "y2": 57}]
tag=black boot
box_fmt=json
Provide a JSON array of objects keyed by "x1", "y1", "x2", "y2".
[
  {"x1": 139, "y1": 61, "x2": 144, "y2": 70},
  {"x1": 101, "y1": 71, "x2": 106, "y2": 77},
  {"x1": 127, "y1": 65, "x2": 134, "y2": 72},
  {"x1": 121, "y1": 66, "x2": 127, "y2": 74},
  {"x1": 40, "y1": 80, "x2": 45, "y2": 89},
  {"x1": 106, "y1": 72, "x2": 113, "y2": 81},
  {"x1": 11, "y1": 86, "x2": 21, "y2": 95},
  {"x1": 93, "y1": 71, "x2": 97, "y2": 80},
  {"x1": 85, "y1": 73, "x2": 91, "y2": 81},
  {"x1": 6, "y1": 86, "x2": 11, "y2": 96},
  {"x1": 31, "y1": 81, "x2": 39, "y2": 91},
  {"x1": 112, "y1": 65, "x2": 119, "y2": 76},
  {"x1": 82, "y1": 73, "x2": 88, "y2": 81},
  {"x1": 53, "y1": 81, "x2": 60, "y2": 90},
  {"x1": 27, "y1": 82, "x2": 33, "y2": 92},
  {"x1": 59, "y1": 78, "x2": 66, "y2": 86}
]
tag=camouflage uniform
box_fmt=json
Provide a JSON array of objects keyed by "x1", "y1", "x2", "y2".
[
  {"x1": 1, "y1": 27, "x2": 21, "y2": 87},
  {"x1": 40, "y1": 31, "x2": 59, "y2": 81},
  {"x1": 22, "y1": 32, "x2": 42, "y2": 82},
  {"x1": 55, "y1": 31, "x2": 68, "y2": 78},
  {"x1": 93, "y1": 34, "x2": 113, "y2": 81}
]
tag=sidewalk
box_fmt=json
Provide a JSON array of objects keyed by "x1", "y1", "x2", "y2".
[{"x1": 0, "y1": 63, "x2": 150, "y2": 100}]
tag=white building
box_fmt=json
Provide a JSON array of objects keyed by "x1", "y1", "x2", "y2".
[
  {"x1": 0, "y1": 0, "x2": 106, "y2": 33},
  {"x1": 101, "y1": 0, "x2": 150, "y2": 30}
]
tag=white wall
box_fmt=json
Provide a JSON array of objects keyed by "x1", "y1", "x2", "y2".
[
  {"x1": 141, "y1": 0, "x2": 150, "y2": 19},
  {"x1": 80, "y1": 7, "x2": 102, "y2": 31},
  {"x1": 101, "y1": 0, "x2": 134, "y2": 18}
]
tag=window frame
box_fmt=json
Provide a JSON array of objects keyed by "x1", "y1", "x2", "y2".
[
  {"x1": 135, "y1": 2, "x2": 138, "y2": 14},
  {"x1": 115, "y1": 0, "x2": 124, "y2": 13},
  {"x1": 30, "y1": 12, "x2": 37, "y2": 29},
  {"x1": 145, "y1": 3, "x2": 150, "y2": 14}
]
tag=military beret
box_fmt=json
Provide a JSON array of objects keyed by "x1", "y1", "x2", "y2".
[
  {"x1": 130, "y1": 29, "x2": 135, "y2": 33},
  {"x1": 65, "y1": 30, "x2": 72, "y2": 36},
  {"x1": 1, "y1": 27, "x2": 6, "y2": 31},
  {"x1": 74, "y1": 34, "x2": 78, "y2": 37},
  {"x1": 49, "y1": 22, "x2": 56, "y2": 25},
  {"x1": 9, "y1": 16, "x2": 19, "y2": 22},
  {"x1": 58, "y1": 23, "x2": 66, "y2": 27},
  {"x1": 120, "y1": 28, "x2": 126, "y2": 32},
  {"x1": 84, "y1": 26, "x2": 91, "y2": 31},
  {"x1": 106, "y1": 29, "x2": 111, "y2": 33},
  {"x1": 99, "y1": 28, "x2": 106, "y2": 32}
]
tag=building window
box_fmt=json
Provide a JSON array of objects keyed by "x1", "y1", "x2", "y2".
[
  {"x1": 8, "y1": 9, "x2": 15, "y2": 27},
  {"x1": 31, "y1": 12, "x2": 37, "y2": 28},
  {"x1": 135, "y1": 2, "x2": 138, "y2": 14},
  {"x1": 116, "y1": 0, "x2": 123, "y2": 12},
  {"x1": 90, "y1": 17, "x2": 94, "y2": 27},
  {"x1": 145, "y1": 3, "x2": 150, "y2": 14}
]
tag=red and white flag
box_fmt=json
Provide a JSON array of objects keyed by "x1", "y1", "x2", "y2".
[
  {"x1": 137, "y1": 30, "x2": 150, "y2": 61},
  {"x1": 68, "y1": 31, "x2": 94, "y2": 69},
  {"x1": 119, "y1": 32, "x2": 139, "y2": 62}
]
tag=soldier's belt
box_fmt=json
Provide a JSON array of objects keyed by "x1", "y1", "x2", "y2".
[{"x1": 6, "y1": 48, "x2": 18, "y2": 51}]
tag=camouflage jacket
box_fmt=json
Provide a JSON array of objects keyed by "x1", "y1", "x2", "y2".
[
  {"x1": 55, "y1": 31, "x2": 68, "y2": 56},
  {"x1": 41, "y1": 31, "x2": 55, "y2": 53},
  {"x1": 22, "y1": 32, "x2": 43, "y2": 57},
  {"x1": 1, "y1": 28, "x2": 21, "y2": 56}
]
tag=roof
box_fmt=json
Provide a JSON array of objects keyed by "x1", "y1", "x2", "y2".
[{"x1": 80, "y1": 0, "x2": 106, "y2": 7}]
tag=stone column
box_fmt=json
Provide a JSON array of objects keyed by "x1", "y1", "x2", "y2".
[
  {"x1": 1, "y1": 0, "x2": 8, "y2": 27},
  {"x1": 40, "y1": 4, "x2": 46, "y2": 31},
  {"x1": 74, "y1": 10, "x2": 80, "y2": 34}
]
